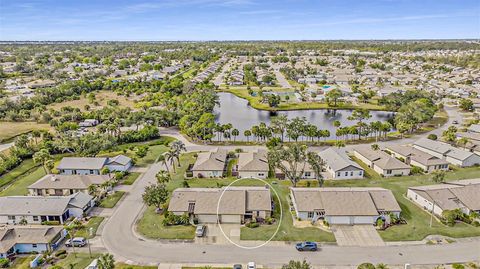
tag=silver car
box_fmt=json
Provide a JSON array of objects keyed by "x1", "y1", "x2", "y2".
[{"x1": 195, "y1": 225, "x2": 206, "y2": 237}]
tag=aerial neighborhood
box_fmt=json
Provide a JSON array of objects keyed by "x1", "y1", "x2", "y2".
[{"x1": 0, "y1": 39, "x2": 479, "y2": 268}]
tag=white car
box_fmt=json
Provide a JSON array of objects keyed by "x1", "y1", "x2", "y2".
[{"x1": 247, "y1": 262, "x2": 256, "y2": 269}]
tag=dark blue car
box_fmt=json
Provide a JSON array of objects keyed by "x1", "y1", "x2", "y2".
[{"x1": 295, "y1": 241, "x2": 318, "y2": 251}]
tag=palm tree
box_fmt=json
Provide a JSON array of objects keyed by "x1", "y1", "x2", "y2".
[
  {"x1": 97, "y1": 253, "x2": 115, "y2": 269},
  {"x1": 157, "y1": 154, "x2": 169, "y2": 174},
  {"x1": 231, "y1": 128, "x2": 239, "y2": 142},
  {"x1": 371, "y1": 144, "x2": 380, "y2": 151},
  {"x1": 165, "y1": 150, "x2": 177, "y2": 173},
  {"x1": 156, "y1": 170, "x2": 171, "y2": 184},
  {"x1": 33, "y1": 149, "x2": 53, "y2": 174},
  {"x1": 244, "y1": 130, "x2": 252, "y2": 142}
]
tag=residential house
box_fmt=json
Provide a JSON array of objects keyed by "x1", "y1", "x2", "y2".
[
  {"x1": 407, "y1": 178, "x2": 480, "y2": 216},
  {"x1": 28, "y1": 174, "x2": 111, "y2": 196},
  {"x1": 235, "y1": 150, "x2": 269, "y2": 179},
  {"x1": 467, "y1": 124, "x2": 480, "y2": 133},
  {"x1": 353, "y1": 147, "x2": 411, "y2": 177},
  {"x1": 191, "y1": 148, "x2": 228, "y2": 178},
  {"x1": 290, "y1": 187, "x2": 401, "y2": 225},
  {"x1": 79, "y1": 119, "x2": 99, "y2": 127},
  {"x1": 413, "y1": 138, "x2": 480, "y2": 167},
  {"x1": 318, "y1": 148, "x2": 364, "y2": 180},
  {"x1": 57, "y1": 155, "x2": 132, "y2": 175},
  {"x1": 385, "y1": 145, "x2": 449, "y2": 173},
  {"x1": 274, "y1": 161, "x2": 316, "y2": 180},
  {"x1": 0, "y1": 192, "x2": 94, "y2": 225},
  {"x1": 0, "y1": 226, "x2": 65, "y2": 258},
  {"x1": 168, "y1": 187, "x2": 272, "y2": 224}
]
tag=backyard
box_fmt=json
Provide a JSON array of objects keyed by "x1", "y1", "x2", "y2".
[{"x1": 0, "y1": 122, "x2": 51, "y2": 143}]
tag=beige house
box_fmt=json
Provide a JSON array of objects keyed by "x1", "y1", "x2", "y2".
[
  {"x1": 168, "y1": 187, "x2": 272, "y2": 224},
  {"x1": 235, "y1": 150, "x2": 269, "y2": 179},
  {"x1": 275, "y1": 161, "x2": 316, "y2": 180},
  {"x1": 290, "y1": 187, "x2": 401, "y2": 225},
  {"x1": 353, "y1": 147, "x2": 411, "y2": 177},
  {"x1": 407, "y1": 178, "x2": 480, "y2": 216},
  {"x1": 28, "y1": 174, "x2": 111, "y2": 196},
  {"x1": 385, "y1": 145, "x2": 449, "y2": 173},
  {"x1": 191, "y1": 148, "x2": 228, "y2": 178}
]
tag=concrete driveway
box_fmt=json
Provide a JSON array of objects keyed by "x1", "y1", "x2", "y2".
[
  {"x1": 331, "y1": 225, "x2": 385, "y2": 247},
  {"x1": 196, "y1": 224, "x2": 241, "y2": 245}
]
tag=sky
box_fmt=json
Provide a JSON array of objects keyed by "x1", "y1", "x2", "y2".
[{"x1": 0, "y1": 0, "x2": 479, "y2": 41}]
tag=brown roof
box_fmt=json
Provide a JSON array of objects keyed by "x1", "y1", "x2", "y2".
[
  {"x1": 291, "y1": 187, "x2": 401, "y2": 216},
  {"x1": 168, "y1": 187, "x2": 271, "y2": 215},
  {"x1": 237, "y1": 150, "x2": 269, "y2": 172},
  {"x1": 192, "y1": 148, "x2": 227, "y2": 172}
]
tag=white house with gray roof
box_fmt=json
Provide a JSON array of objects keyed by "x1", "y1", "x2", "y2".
[
  {"x1": 353, "y1": 147, "x2": 411, "y2": 177},
  {"x1": 191, "y1": 148, "x2": 228, "y2": 178},
  {"x1": 290, "y1": 187, "x2": 401, "y2": 225},
  {"x1": 57, "y1": 155, "x2": 132, "y2": 175},
  {"x1": 318, "y1": 148, "x2": 364, "y2": 180},
  {"x1": 407, "y1": 178, "x2": 480, "y2": 216},
  {"x1": 235, "y1": 150, "x2": 269, "y2": 179},
  {"x1": 28, "y1": 174, "x2": 111, "y2": 196},
  {"x1": 413, "y1": 138, "x2": 480, "y2": 167},
  {"x1": 385, "y1": 145, "x2": 449, "y2": 173},
  {"x1": 0, "y1": 226, "x2": 65, "y2": 258},
  {"x1": 168, "y1": 187, "x2": 272, "y2": 224},
  {"x1": 0, "y1": 192, "x2": 94, "y2": 225}
]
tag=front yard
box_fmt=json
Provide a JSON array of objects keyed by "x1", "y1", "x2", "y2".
[
  {"x1": 75, "y1": 216, "x2": 105, "y2": 239},
  {"x1": 137, "y1": 206, "x2": 196, "y2": 240},
  {"x1": 99, "y1": 191, "x2": 125, "y2": 208}
]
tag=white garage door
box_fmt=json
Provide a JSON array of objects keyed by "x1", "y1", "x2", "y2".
[
  {"x1": 197, "y1": 214, "x2": 218, "y2": 223},
  {"x1": 329, "y1": 216, "x2": 351, "y2": 225},
  {"x1": 220, "y1": 215, "x2": 241, "y2": 224},
  {"x1": 353, "y1": 216, "x2": 375, "y2": 224}
]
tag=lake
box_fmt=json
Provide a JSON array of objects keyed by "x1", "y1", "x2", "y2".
[{"x1": 214, "y1": 92, "x2": 395, "y2": 140}]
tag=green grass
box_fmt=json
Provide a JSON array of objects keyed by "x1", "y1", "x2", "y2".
[
  {"x1": 137, "y1": 207, "x2": 196, "y2": 239},
  {"x1": 55, "y1": 253, "x2": 100, "y2": 269},
  {"x1": 116, "y1": 263, "x2": 158, "y2": 269},
  {"x1": 0, "y1": 166, "x2": 46, "y2": 196},
  {"x1": 75, "y1": 216, "x2": 104, "y2": 239},
  {"x1": 322, "y1": 166, "x2": 480, "y2": 241},
  {"x1": 121, "y1": 172, "x2": 141, "y2": 185},
  {"x1": 0, "y1": 159, "x2": 41, "y2": 189},
  {"x1": 226, "y1": 158, "x2": 237, "y2": 177},
  {"x1": 220, "y1": 88, "x2": 387, "y2": 111},
  {"x1": 99, "y1": 191, "x2": 125, "y2": 208},
  {"x1": 9, "y1": 256, "x2": 35, "y2": 269}
]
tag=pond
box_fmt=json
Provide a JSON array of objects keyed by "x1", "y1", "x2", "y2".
[{"x1": 214, "y1": 92, "x2": 395, "y2": 140}]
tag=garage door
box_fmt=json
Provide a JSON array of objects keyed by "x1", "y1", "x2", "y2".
[
  {"x1": 220, "y1": 215, "x2": 241, "y2": 224},
  {"x1": 353, "y1": 216, "x2": 375, "y2": 224},
  {"x1": 328, "y1": 216, "x2": 351, "y2": 225},
  {"x1": 197, "y1": 214, "x2": 218, "y2": 223}
]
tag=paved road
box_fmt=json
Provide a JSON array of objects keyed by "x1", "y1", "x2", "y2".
[{"x1": 100, "y1": 105, "x2": 479, "y2": 267}]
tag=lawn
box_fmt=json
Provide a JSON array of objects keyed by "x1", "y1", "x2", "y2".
[
  {"x1": 47, "y1": 90, "x2": 139, "y2": 111},
  {"x1": 75, "y1": 216, "x2": 105, "y2": 239},
  {"x1": 137, "y1": 206, "x2": 196, "y2": 240},
  {"x1": 121, "y1": 172, "x2": 141, "y2": 185},
  {"x1": 9, "y1": 256, "x2": 35, "y2": 269},
  {"x1": 323, "y1": 166, "x2": 480, "y2": 241},
  {"x1": 0, "y1": 159, "x2": 41, "y2": 189},
  {"x1": 0, "y1": 166, "x2": 45, "y2": 196},
  {"x1": 99, "y1": 191, "x2": 125, "y2": 208},
  {"x1": 55, "y1": 253, "x2": 100, "y2": 269},
  {"x1": 0, "y1": 121, "x2": 51, "y2": 143},
  {"x1": 220, "y1": 88, "x2": 387, "y2": 111}
]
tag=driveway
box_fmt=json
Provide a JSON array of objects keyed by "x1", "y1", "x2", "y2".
[
  {"x1": 196, "y1": 224, "x2": 241, "y2": 245},
  {"x1": 331, "y1": 225, "x2": 384, "y2": 247}
]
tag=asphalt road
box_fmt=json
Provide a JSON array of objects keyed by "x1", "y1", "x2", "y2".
[{"x1": 101, "y1": 105, "x2": 479, "y2": 266}]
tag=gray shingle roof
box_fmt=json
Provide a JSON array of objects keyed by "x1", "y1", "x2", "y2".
[
  {"x1": 237, "y1": 150, "x2": 269, "y2": 172},
  {"x1": 28, "y1": 174, "x2": 110, "y2": 190},
  {"x1": 0, "y1": 193, "x2": 92, "y2": 216},
  {"x1": 106, "y1": 155, "x2": 132, "y2": 166},
  {"x1": 318, "y1": 148, "x2": 363, "y2": 172},
  {"x1": 57, "y1": 157, "x2": 107, "y2": 170},
  {"x1": 0, "y1": 226, "x2": 63, "y2": 253},
  {"x1": 192, "y1": 148, "x2": 227, "y2": 171}
]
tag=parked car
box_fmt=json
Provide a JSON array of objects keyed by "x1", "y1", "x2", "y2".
[
  {"x1": 247, "y1": 262, "x2": 256, "y2": 269},
  {"x1": 233, "y1": 265, "x2": 242, "y2": 269},
  {"x1": 295, "y1": 241, "x2": 318, "y2": 251},
  {"x1": 65, "y1": 237, "x2": 87, "y2": 247},
  {"x1": 195, "y1": 225, "x2": 206, "y2": 237},
  {"x1": 452, "y1": 120, "x2": 458, "y2": 124}
]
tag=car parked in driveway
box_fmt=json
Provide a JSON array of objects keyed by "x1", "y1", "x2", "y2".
[
  {"x1": 247, "y1": 262, "x2": 256, "y2": 269},
  {"x1": 295, "y1": 241, "x2": 318, "y2": 251},
  {"x1": 233, "y1": 264, "x2": 242, "y2": 269},
  {"x1": 65, "y1": 237, "x2": 87, "y2": 247},
  {"x1": 195, "y1": 225, "x2": 206, "y2": 237}
]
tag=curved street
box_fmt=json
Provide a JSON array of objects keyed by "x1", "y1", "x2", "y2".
[{"x1": 101, "y1": 105, "x2": 480, "y2": 267}]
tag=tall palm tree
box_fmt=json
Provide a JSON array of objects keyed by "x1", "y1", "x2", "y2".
[
  {"x1": 157, "y1": 154, "x2": 169, "y2": 174},
  {"x1": 97, "y1": 253, "x2": 115, "y2": 269},
  {"x1": 164, "y1": 150, "x2": 177, "y2": 173}
]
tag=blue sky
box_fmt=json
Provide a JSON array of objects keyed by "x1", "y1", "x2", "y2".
[{"x1": 0, "y1": 0, "x2": 479, "y2": 40}]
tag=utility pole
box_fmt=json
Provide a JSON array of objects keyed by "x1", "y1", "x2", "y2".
[
  {"x1": 87, "y1": 227, "x2": 93, "y2": 258},
  {"x1": 429, "y1": 201, "x2": 435, "y2": 228}
]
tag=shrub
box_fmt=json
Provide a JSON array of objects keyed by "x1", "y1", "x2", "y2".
[
  {"x1": 57, "y1": 254, "x2": 67, "y2": 260},
  {"x1": 357, "y1": 263, "x2": 375, "y2": 269},
  {"x1": 265, "y1": 217, "x2": 274, "y2": 225},
  {"x1": 410, "y1": 166, "x2": 424, "y2": 175},
  {"x1": 49, "y1": 266, "x2": 64, "y2": 269},
  {"x1": 42, "y1": 221, "x2": 60, "y2": 226},
  {"x1": 472, "y1": 221, "x2": 480, "y2": 227},
  {"x1": 427, "y1": 134, "x2": 438, "y2": 140},
  {"x1": 0, "y1": 258, "x2": 9, "y2": 268},
  {"x1": 55, "y1": 249, "x2": 67, "y2": 256},
  {"x1": 246, "y1": 222, "x2": 259, "y2": 228}
]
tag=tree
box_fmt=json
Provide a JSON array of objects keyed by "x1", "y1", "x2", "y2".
[
  {"x1": 325, "y1": 89, "x2": 342, "y2": 106},
  {"x1": 142, "y1": 183, "x2": 169, "y2": 211},
  {"x1": 267, "y1": 144, "x2": 321, "y2": 187},
  {"x1": 357, "y1": 263, "x2": 375, "y2": 269},
  {"x1": 155, "y1": 170, "x2": 171, "y2": 184},
  {"x1": 231, "y1": 128, "x2": 239, "y2": 142},
  {"x1": 307, "y1": 151, "x2": 325, "y2": 186},
  {"x1": 459, "y1": 98, "x2": 474, "y2": 112},
  {"x1": 334, "y1": 140, "x2": 345, "y2": 148},
  {"x1": 282, "y1": 260, "x2": 311, "y2": 269},
  {"x1": 442, "y1": 126, "x2": 458, "y2": 142},
  {"x1": 286, "y1": 117, "x2": 307, "y2": 142},
  {"x1": 244, "y1": 130, "x2": 252, "y2": 142},
  {"x1": 97, "y1": 253, "x2": 115, "y2": 269},
  {"x1": 271, "y1": 115, "x2": 288, "y2": 141},
  {"x1": 33, "y1": 149, "x2": 54, "y2": 174},
  {"x1": 457, "y1": 137, "x2": 469, "y2": 149},
  {"x1": 431, "y1": 170, "x2": 446, "y2": 183},
  {"x1": 164, "y1": 150, "x2": 177, "y2": 173},
  {"x1": 371, "y1": 144, "x2": 379, "y2": 151},
  {"x1": 64, "y1": 219, "x2": 84, "y2": 257},
  {"x1": 157, "y1": 154, "x2": 169, "y2": 174}
]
